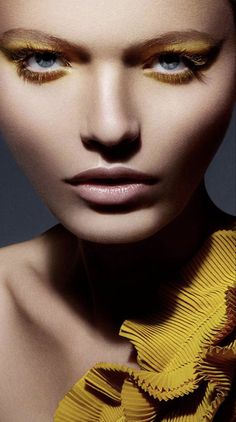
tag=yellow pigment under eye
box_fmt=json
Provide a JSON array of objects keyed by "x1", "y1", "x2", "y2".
[
  {"x1": 141, "y1": 41, "x2": 222, "y2": 85},
  {"x1": 0, "y1": 42, "x2": 72, "y2": 85},
  {"x1": 143, "y1": 69, "x2": 197, "y2": 85},
  {"x1": 0, "y1": 37, "x2": 222, "y2": 86},
  {"x1": 16, "y1": 66, "x2": 69, "y2": 84}
]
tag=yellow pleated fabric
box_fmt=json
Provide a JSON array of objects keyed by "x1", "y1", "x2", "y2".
[{"x1": 54, "y1": 228, "x2": 236, "y2": 421}]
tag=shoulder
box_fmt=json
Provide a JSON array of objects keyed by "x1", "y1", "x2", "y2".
[
  {"x1": 0, "y1": 229, "x2": 68, "y2": 354},
  {"x1": 0, "y1": 223, "x2": 70, "y2": 290},
  {"x1": 0, "y1": 237, "x2": 40, "y2": 319},
  {"x1": 0, "y1": 231, "x2": 56, "y2": 328},
  {"x1": 0, "y1": 224, "x2": 82, "y2": 325},
  {"x1": 0, "y1": 236, "x2": 41, "y2": 285},
  {"x1": 0, "y1": 240, "x2": 32, "y2": 358}
]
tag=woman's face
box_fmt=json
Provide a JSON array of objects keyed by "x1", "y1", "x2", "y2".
[{"x1": 0, "y1": 0, "x2": 235, "y2": 244}]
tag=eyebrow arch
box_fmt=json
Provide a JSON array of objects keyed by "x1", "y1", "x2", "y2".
[
  {"x1": 0, "y1": 28, "x2": 91, "y2": 61},
  {"x1": 0, "y1": 28, "x2": 224, "y2": 63}
]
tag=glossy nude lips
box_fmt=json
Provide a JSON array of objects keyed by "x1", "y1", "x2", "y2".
[
  {"x1": 63, "y1": 167, "x2": 158, "y2": 206},
  {"x1": 64, "y1": 167, "x2": 157, "y2": 184}
]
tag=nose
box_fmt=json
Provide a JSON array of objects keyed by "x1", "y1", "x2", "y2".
[{"x1": 81, "y1": 64, "x2": 140, "y2": 150}]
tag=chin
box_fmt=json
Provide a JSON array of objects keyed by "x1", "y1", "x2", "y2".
[{"x1": 57, "y1": 205, "x2": 174, "y2": 245}]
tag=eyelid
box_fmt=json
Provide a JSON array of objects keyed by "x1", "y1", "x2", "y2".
[
  {"x1": 141, "y1": 47, "x2": 216, "y2": 85},
  {"x1": 7, "y1": 47, "x2": 71, "y2": 66},
  {"x1": 3, "y1": 42, "x2": 221, "y2": 86},
  {"x1": 2, "y1": 40, "x2": 86, "y2": 67},
  {"x1": 142, "y1": 42, "x2": 222, "y2": 70},
  {"x1": 26, "y1": 52, "x2": 70, "y2": 74},
  {"x1": 140, "y1": 38, "x2": 223, "y2": 59},
  {"x1": 142, "y1": 44, "x2": 220, "y2": 83},
  {"x1": 6, "y1": 48, "x2": 72, "y2": 85},
  {"x1": 144, "y1": 49, "x2": 210, "y2": 68}
]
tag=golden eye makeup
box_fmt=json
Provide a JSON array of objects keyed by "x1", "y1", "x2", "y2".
[
  {"x1": 143, "y1": 40, "x2": 223, "y2": 85},
  {"x1": 0, "y1": 41, "x2": 73, "y2": 84},
  {"x1": 0, "y1": 28, "x2": 224, "y2": 86},
  {"x1": 142, "y1": 42, "x2": 223, "y2": 85}
]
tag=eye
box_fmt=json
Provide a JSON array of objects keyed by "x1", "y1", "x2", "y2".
[
  {"x1": 25, "y1": 51, "x2": 66, "y2": 72},
  {"x1": 142, "y1": 51, "x2": 205, "y2": 85},
  {"x1": 152, "y1": 53, "x2": 188, "y2": 73},
  {"x1": 7, "y1": 48, "x2": 72, "y2": 84}
]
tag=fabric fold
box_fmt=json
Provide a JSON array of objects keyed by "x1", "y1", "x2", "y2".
[{"x1": 54, "y1": 228, "x2": 236, "y2": 421}]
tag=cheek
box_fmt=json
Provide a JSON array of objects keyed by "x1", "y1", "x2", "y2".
[
  {"x1": 0, "y1": 61, "x2": 87, "y2": 140},
  {"x1": 141, "y1": 60, "x2": 235, "y2": 187},
  {"x1": 0, "y1": 69, "x2": 78, "y2": 183}
]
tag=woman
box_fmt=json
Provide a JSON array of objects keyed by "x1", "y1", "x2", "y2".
[{"x1": 0, "y1": 0, "x2": 235, "y2": 420}]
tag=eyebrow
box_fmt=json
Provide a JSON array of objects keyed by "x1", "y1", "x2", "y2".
[{"x1": 0, "y1": 28, "x2": 224, "y2": 64}]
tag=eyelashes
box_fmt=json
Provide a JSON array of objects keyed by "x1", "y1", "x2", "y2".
[
  {"x1": 142, "y1": 45, "x2": 220, "y2": 85},
  {"x1": 142, "y1": 51, "x2": 207, "y2": 84},
  {"x1": 7, "y1": 48, "x2": 72, "y2": 84},
  {"x1": 6, "y1": 45, "x2": 216, "y2": 86}
]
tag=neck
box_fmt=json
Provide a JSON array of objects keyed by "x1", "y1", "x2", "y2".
[
  {"x1": 39, "y1": 182, "x2": 233, "y2": 337},
  {"x1": 77, "y1": 182, "x2": 230, "y2": 331}
]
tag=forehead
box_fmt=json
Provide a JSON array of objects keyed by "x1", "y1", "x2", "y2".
[{"x1": 0, "y1": 0, "x2": 234, "y2": 51}]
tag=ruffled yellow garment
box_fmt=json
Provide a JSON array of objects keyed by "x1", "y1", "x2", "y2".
[{"x1": 54, "y1": 228, "x2": 236, "y2": 421}]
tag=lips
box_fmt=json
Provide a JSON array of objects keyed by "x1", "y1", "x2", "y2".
[
  {"x1": 64, "y1": 166, "x2": 158, "y2": 185},
  {"x1": 63, "y1": 166, "x2": 158, "y2": 206}
]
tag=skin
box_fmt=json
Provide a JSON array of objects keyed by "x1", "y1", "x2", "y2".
[
  {"x1": 0, "y1": 0, "x2": 235, "y2": 314},
  {"x1": 0, "y1": 1, "x2": 235, "y2": 420}
]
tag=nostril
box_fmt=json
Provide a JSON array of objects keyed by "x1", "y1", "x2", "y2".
[
  {"x1": 81, "y1": 131, "x2": 139, "y2": 148},
  {"x1": 126, "y1": 133, "x2": 139, "y2": 144},
  {"x1": 120, "y1": 131, "x2": 139, "y2": 144}
]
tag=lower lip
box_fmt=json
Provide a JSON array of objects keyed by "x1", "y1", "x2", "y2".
[{"x1": 69, "y1": 182, "x2": 155, "y2": 205}]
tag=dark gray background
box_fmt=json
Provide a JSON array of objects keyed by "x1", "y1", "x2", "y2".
[{"x1": 0, "y1": 106, "x2": 235, "y2": 248}]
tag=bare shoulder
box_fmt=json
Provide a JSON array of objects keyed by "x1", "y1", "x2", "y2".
[
  {"x1": 0, "y1": 236, "x2": 41, "y2": 286},
  {"x1": 0, "y1": 240, "x2": 36, "y2": 368},
  {"x1": 0, "y1": 233, "x2": 84, "y2": 422},
  {"x1": 0, "y1": 225, "x2": 84, "y2": 337},
  {"x1": 0, "y1": 223, "x2": 68, "y2": 287},
  {"x1": 0, "y1": 236, "x2": 41, "y2": 323},
  {"x1": 0, "y1": 230, "x2": 58, "y2": 335},
  {"x1": 0, "y1": 246, "x2": 14, "y2": 324},
  {"x1": 0, "y1": 227, "x2": 79, "y2": 351}
]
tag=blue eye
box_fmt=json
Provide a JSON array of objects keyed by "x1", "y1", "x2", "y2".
[
  {"x1": 7, "y1": 47, "x2": 72, "y2": 84},
  {"x1": 142, "y1": 51, "x2": 199, "y2": 85},
  {"x1": 159, "y1": 54, "x2": 182, "y2": 71},
  {"x1": 151, "y1": 53, "x2": 187, "y2": 73},
  {"x1": 27, "y1": 51, "x2": 62, "y2": 71},
  {"x1": 34, "y1": 52, "x2": 57, "y2": 68}
]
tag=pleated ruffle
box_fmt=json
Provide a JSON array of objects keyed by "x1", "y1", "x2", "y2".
[{"x1": 54, "y1": 228, "x2": 236, "y2": 421}]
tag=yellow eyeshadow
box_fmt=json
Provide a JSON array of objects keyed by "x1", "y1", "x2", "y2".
[
  {"x1": 143, "y1": 69, "x2": 198, "y2": 85},
  {"x1": 140, "y1": 40, "x2": 219, "y2": 62},
  {"x1": 0, "y1": 39, "x2": 86, "y2": 65},
  {"x1": 16, "y1": 67, "x2": 69, "y2": 84},
  {"x1": 0, "y1": 35, "x2": 221, "y2": 86},
  {"x1": 140, "y1": 39, "x2": 222, "y2": 85},
  {"x1": 1, "y1": 40, "x2": 61, "y2": 52},
  {"x1": 0, "y1": 42, "x2": 72, "y2": 85},
  {"x1": 163, "y1": 40, "x2": 215, "y2": 52}
]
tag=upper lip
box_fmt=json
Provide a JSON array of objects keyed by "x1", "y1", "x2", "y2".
[{"x1": 64, "y1": 166, "x2": 158, "y2": 185}]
